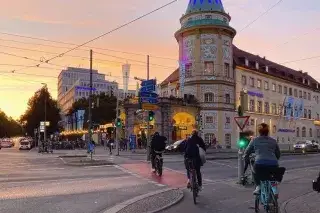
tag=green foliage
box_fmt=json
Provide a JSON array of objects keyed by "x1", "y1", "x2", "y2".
[
  {"x1": 68, "y1": 92, "x2": 117, "y2": 127},
  {"x1": 20, "y1": 87, "x2": 61, "y2": 136},
  {"x1": 0, "y1": 110, "x2": 23, "y2": 137}
]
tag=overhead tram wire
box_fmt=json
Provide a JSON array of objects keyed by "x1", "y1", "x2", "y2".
[{"x1": 238, "y1": 0, "x2": 284, "y2": 33}]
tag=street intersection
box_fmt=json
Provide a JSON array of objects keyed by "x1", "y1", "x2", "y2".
[{"x1": 0, "y1": 147, "x2": 320, "y2": 213}]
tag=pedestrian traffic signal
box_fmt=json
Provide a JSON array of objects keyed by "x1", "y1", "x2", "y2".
[
  {"x1": 148, "y1": 111, "x2": 155, "y2": 121},
  {"x1": 115, "y1": 118, "x2": 122, "y2": 127}
]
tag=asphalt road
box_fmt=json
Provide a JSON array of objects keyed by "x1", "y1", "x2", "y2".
[{"x1": 0, "y1": 148, "x2": 165, "y2": 213}]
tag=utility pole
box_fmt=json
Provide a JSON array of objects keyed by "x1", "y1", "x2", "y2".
[
  {"x1": 146, "y1": 55, "x2": 151, "y2": 161},
  {"x1": 88, "y1": 49, "x2": 93, "y2": 151}
]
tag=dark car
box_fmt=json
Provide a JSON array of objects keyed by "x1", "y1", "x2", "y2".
[{"x1": 165, "y1": 139, "x2": 186, "y2": 152}]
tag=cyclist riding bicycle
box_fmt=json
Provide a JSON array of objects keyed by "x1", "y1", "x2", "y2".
[
  {"x1": 150, "y1": 132, "x2": 167, "y2": 172},
  {"x1": 244, "y1": 123, "x2": 281, "y2": 195},
  {"x1": 184, "y1": 129, "x2": 206, "y2": 190},
  {"x1": 242, "y1": 130, "x2": 254, "y2": 175}
]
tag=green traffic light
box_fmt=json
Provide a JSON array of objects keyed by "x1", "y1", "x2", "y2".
[
  {"x1": 148, "y1": 111, "x2": 154, "y2": 121},
  {"x1": 238, "y1": 139, "x2": 246, "y2": 148}
]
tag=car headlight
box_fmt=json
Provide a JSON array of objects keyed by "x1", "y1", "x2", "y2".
[
  {"x1": 173, "y1": 146, "x2": 177, "y2": 149},
  {"x1": 301, "y1": 144, "x2": 306, "y2": 148}
]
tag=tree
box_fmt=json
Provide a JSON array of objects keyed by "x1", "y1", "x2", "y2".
[
  {"x1": 68, "y1": 92, "x2": 117, "y2": 128},
  {"x1": 20, "y1": 87, "x2": 61, "y2": 137},
  {"x1": 0, "y1": 110, "x2": 23, "y2": 137}
]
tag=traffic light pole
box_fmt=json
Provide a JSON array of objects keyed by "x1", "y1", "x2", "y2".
[
  {"x1": 238, "y1": 133, "x2": 244, "y2": 184},
  {"x1": 116, "y1": 89, "x2": 120, "y2": 156}
]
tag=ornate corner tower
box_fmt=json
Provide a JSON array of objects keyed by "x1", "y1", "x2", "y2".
[{"x1": 175, "y1": 0, "x2": 237, "y2": 147}]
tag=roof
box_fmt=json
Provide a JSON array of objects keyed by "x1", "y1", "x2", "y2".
[
  {"x1": 160, "y1": 46, "x2": 319, "y2": 90},
  {"x1": 160, "y1": 68, "x2": 179, "y2": 86},
  {"x1": 186, "y1": 0, "x2": 225, "y2": 15}
]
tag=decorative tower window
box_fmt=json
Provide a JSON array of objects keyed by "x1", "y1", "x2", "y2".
[
  {"x1": 204, "y1": 93, "x2": 214, "y2": 102},
  {"x1": 225, "y1": 94, "x2": 230, "y2": 104},
  {"x1": 204, "y1": 62, "x2": 214, "y2": 75},
  {"x1": 185, "y1": 63, "x2": 192, "y2": 77},
  {"x1": 224, "y1": 63, "x2": 230, "y2": 77}
]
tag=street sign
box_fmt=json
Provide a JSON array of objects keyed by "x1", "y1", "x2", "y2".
[
  {"x1": 141, "y1": 79, "x2": 156, "y2": 87},
  {"x1": 140, "y1": 85, "x2": 156, "y2": 92},
  {"x1": 140, "y1": 97, "x2": 158, "y2": 104},
  {"x1": 40, "y1": 121, "x2": 50, "y2": 127},
  {"x1": 234, "y1": 116, "x2": 250, "y2": 131},
  {"x1": 142, "y1": 103, "x2": 159, "y2": 111},
  {"x1": 140, "y1": 92, "x2": 158, "y2": 98}
]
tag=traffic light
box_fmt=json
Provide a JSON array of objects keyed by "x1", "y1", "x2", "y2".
[
  {"x1": 115, "y1": 118, "x2": 122, "y2": 127},
  {"x1": 238, "y1": 132, "x2": 250, "y2": 149},
  {"x1": 148, "y1": 111, "x2": 155, "y2": 121}
]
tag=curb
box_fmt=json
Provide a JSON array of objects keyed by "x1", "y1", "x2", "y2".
[
  {"x1": 280, "y1": 191, "x2": 314, "y2": 213},
  {"x1": 103, "y1": 188, "x2": 184, "y2": 213}
]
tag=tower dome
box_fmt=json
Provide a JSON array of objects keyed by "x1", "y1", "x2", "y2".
[{"x1": 186, "y1": 0, "x2": 225, "y2": 14}]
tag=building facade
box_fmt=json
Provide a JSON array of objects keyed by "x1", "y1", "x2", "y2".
[
  {"x1": 58, "y1": 67, "x2": 118, "y2": 114},
  {"x1": 156, "y1": 0, "x2": 320, "y2": 147}
]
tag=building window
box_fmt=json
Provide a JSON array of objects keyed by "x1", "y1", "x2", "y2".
[
  {"x1": 205, "y1": 15, "x2": 212, "y2": 19},
  {"x1": 308, "y1": 109, "x2": 312, "y2": 119},
  {"x1": 272, "y1": 103, "x2": 277, "y2": 114},
  {"x1": 284, "y1": 86, "x2": 288, "y2": 95},
  {"x1": 204, "y1": 62, "x2": 214, "y2": 75},
  {"x1": 273, "y1": 125, "x2": 276, "y2": 134},
  {"x1": 204, "y1": 133, "x2": 215, "y2": 145},
  {"x1": 309, "y1": 128, "x2": 313, "y2": 137},
  {"x1": 308, "y1": 93, "x2": 311, "y2": 101},
  {"x1": 264, "y1": 81, "x2": 269, "y2": 90},
  {"x1": 206, "y1": 116, "x2": 213, "y2": 123},
  {"x1": 302, "y1": 127, "x2": 306, "y2": 137},
  {"x1": 242, "y1": 75, "x2": 247, "y2": 85},
  {"x1": 278, "y1": 85, "x2": 282, "y2": 94},
  {"x1": 296, "y1": 127, "x2": 300, "y2": 137},
  {"x1": 225, "y1": 94, "x2": 230, "y2": 103},
  {"x1": 249, "y1": 77, "x2": 254, "y2": 87},
  {"x1": 257, "y1": 79, "x2": 262, "y2": 89},
  {"x1": 258, "y1": 101, "x2": 262, "y2": 113},
  {"x1": 289, "y1": 88, "x2": 293, "y2": 96},
  {"x1": 299, "y1": 90, "x2": 302, "y2": 98},
  {"x1": 204, "y1": 93, "x2": 214, "y2": 102},
  {"x1": 304, "y1": 91, "x2": 307, "y2": 99},
  {"x1": 304, "y1": 109, "x2": 307, "y2": 118},
  {"x1": 225, "y1": 133, "x2": 231, "y2": 149},
  {"x1": 272, "y1": 83, "x2": 276, "y2": 92},
  {"x1": 250, "y1": 119, "x2": 255, "y2": 126},
  {"x1": 185, "y1": 63, "x2": 192, "y2": 77},
  {"x1": 249, "y1": 100, "x2": 255, "y2": 112},
  {"x1": 224, "y1": 63, "x2": 230, "y2": 77},
  {"x1": 264, "y1": 102, "x2": 270, "y2": 114},
  {"x1": 294, "y1": 89, "x2": 297, "y2": 97}
]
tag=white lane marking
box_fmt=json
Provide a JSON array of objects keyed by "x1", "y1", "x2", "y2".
[
  {"x1": 83, "y1": 165, "x2": 114, "y2": 168},
  {"x1": 28, "y1": 168, "x2": 65, "y2": 171},
  {"x1": 207, "y1": 160, "x2": 238, "y2": 169}
]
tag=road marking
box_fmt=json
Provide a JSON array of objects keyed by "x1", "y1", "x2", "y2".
[
  {"x1": 207, "y1": 160, "x2": 238, "y2": 169},
  {"x1": 28, "y1": 168, "x2": 65, "y2": 171},
  {"x1": 83, "y1": 165, "x2": 114, "y2": 168}
]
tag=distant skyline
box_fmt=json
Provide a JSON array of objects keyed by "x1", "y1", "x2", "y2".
[{"x1": 0, "y1": 0, "x2": 319, "y2": 119}]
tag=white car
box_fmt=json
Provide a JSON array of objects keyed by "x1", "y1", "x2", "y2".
[{"x1": 19, "y1": 140, "x2": 31, "y2": 150}]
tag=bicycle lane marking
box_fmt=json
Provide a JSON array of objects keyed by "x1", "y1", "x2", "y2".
[{"x1": 117, "y1": 163, "x2": 186, "y2": 188}]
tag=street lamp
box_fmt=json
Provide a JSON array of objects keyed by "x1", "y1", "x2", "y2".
[{"x1": 41, "y1": 83, "x2": 47, "y2": 144}]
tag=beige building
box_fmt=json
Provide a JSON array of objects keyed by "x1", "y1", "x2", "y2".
[{"x1": 158, "y1": 0, "x2": 320, "y2": 147}]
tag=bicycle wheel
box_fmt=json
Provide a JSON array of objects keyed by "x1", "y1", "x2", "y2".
[
  {"x1": 271, "y1": 193, "x2": 279, "y2": 213},
  {"x1": 254, "y1": 195, "x2": 260, "y2": 213},
  {"x1": 192, "y1": 170, "x2": 198, "y2": 204}
]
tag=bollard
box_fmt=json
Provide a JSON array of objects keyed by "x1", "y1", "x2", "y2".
[{"x1": 238, "y1": 149, "x2": 244, "y2": 184}]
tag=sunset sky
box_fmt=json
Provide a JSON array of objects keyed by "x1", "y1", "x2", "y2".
[{"x1": 0, "y1": 0, "x2": 319, "y2": 119}]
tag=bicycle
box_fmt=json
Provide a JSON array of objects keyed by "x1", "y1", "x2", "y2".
[
  {"x1": 186, "y1": 158, "x2": 199, "y2": 204},
  {"x1": 254, "y1": 167, "x2": 285, "y2": 213},
  {"x1": 154, "y1": 151, "x2": 164, "y2": 176}
]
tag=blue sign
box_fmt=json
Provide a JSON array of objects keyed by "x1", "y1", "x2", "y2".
[
  {"x1": 140, "y1": 85, "x2": 155, "y2": 92},
  {"x1": 140, "y1": 97, "x2": 158, "y2": 104},
  {"x1": 141, "y1": 79, "x2": 156, "y2": 87},
  {"x1": 278, "y1": 129, "x2": 295, "y2": 133},
  {"x1": 247, "y1": 91, "x2": 263, "y2": 98},
  {"x1": 140, "y1": 92, "x2": 158, "y2": 98},
  {"x1": 75, "y1": 86, "x2": 97, "y2": 91}
]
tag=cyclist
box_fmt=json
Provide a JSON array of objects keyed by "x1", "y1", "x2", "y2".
[
  {"x1": 184, "y1": 129, "x2": 206, "y2": 190},
  {"x1": 244, "y1": 123, "x2": 281, "y2": 195},
  {"x1": 242, "y1": 130, "x2": 254, "y2": 175},
  {"x1": 150, "y1": 132, "x2": 167, "y2": 172}
]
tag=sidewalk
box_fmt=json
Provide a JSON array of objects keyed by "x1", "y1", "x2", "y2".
[{"x1": 282, "y1": 191, "x2": 320, "y2": 213}]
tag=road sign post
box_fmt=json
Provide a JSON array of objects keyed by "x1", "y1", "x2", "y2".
[{"x1": 234, "y1": 116, "x2": 250, "y2": 184}]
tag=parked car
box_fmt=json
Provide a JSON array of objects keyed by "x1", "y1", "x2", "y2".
[
  {"x1": 293, "y1": 140, "x2": 318, "y2": 153},
  {"x1": 1, "y1": 138, "x2": 13, "y2": 148},
  {"x1": 165, "y1": 139, "x2": 186, "y2": 152}
]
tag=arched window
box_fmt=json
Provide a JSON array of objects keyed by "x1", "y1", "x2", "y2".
[
  {"x1": 309, "y1": 128, "x2": 313, "y2": 137},
  {"x1": 308, "y1": 110, "x2": 312, "y2": 119},
  {"x1": 273, "y1": 125, "x2": 276, "y2": 134},
  {"x1": 225, "y1": 94, "x2": 230, "y2": 103},
  {"x1": 204, "y1": 93, "x2": 214, "y2": 103},
  {"x1": 296, "y1": 127, "x2": 300, "y2": 137},
  {"x1": 302, "y1": 127, "x2": 306, "y2": 137}
]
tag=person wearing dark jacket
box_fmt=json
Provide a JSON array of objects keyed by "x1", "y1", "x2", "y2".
[
  {"x1": 150, "y1": 132, "x2": 167, "y2": 172},
  {"x1": 184, "y1": 129, "x2": 206, "y2": 189}
]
